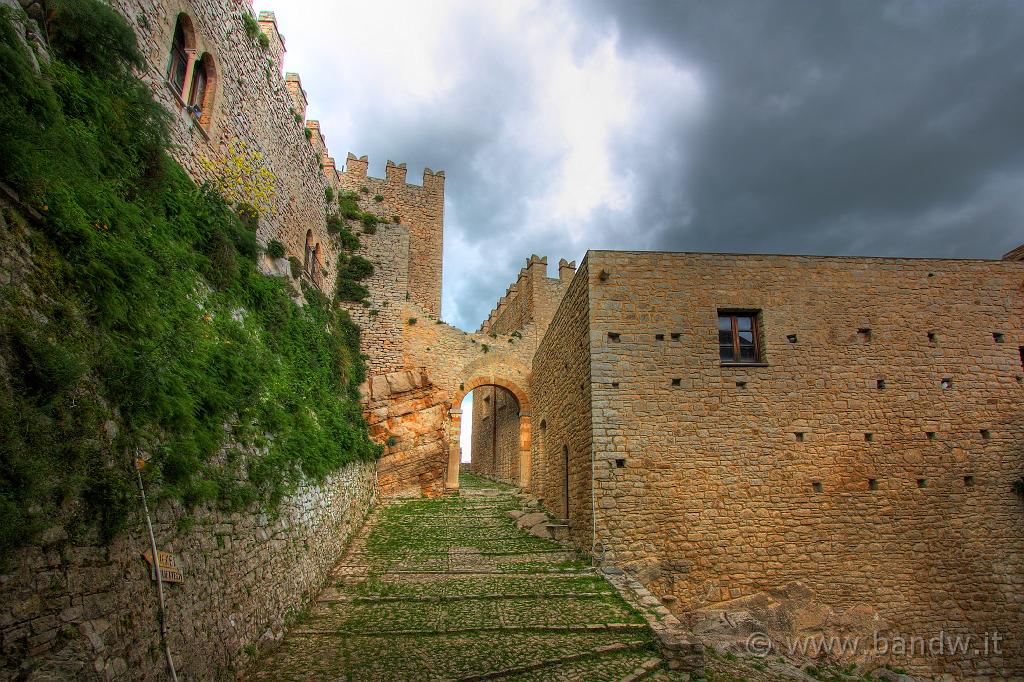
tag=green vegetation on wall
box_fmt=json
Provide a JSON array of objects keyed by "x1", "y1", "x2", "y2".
[{"x1": 0, "y1": 2, "x2": 380, "y2": 559}]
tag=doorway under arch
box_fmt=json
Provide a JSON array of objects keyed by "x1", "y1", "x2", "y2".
[{"x1": 448, "y1": 375, "x2": 532, "y2": 490}]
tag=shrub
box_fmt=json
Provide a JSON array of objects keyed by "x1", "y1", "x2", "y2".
[
  {"x1": 362, "y1": 224, "x2": 377, "y2": 235},
  {"x1": 325, "y1": 212, "x2": 343, "y2": 235},
  {"x1": 47, "y1": 0, "x2": 144, "y2": 76},
  {"x1": 334, "y1": 254, "x2": 373, "y2": 304},
  {"x1": 241, "y1": 12, "x2": 260, "y2": 41},
  {"x1": 373, "y1": 194, "x2": 384, "y2": 203},
  {"x1": 266, "y1": 239, "x2": 285, "y2": 259},
  {"x1": 336, "y1": 227, "x2": 360, "y2": 252},
  {"x1": 408, "y1": 318, "x2": 417, "y2": 325},
  {"x1": 304, "y1": 127, "x2": 313, "y2": 140},
  {"x1": 288, "y1": 256, "x2": 302, "y2": 278},
  {"x1": 359, "y1": 185, "x2": 369, "y2": 194},
  {"x1": 392, "y1": 215, "x2": 401, "y2": 224},
  {"x1": 258, "y1": 32, "x2": 269, "y2": 50},
  {"x1": 324, "y1": 187, "x2": 334, "y2": 203},
  {"x1": 481, "y1": 344, "x2": 489, "y2": 353},
  {"x1": 341, "y1": 255, "x2": 374, "y2": 281},
  {"x1": 337, "y1": 191, "x2": 361, "y2": 219},
  {"x1": 334, "y1": 279, "x2": 369, "y2": 303}
]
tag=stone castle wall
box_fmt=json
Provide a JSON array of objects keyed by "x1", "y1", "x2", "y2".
[
  {"x1": 0, "y1": 459, "x2": 376, "y2": 679},
  {"x1": 529, "y1": 259, "x2": 593, "y2": 536},
  {"x1": 479, "y1": 255, "x2": 576, "y2": 336},
  {"x1": 0, "y1": 4, "x2": 388, "y2": 679},
  {"x1": 337, "y1": 156, "x2": 445, "y2": 317},
  {"x1": 110, "y1": 0, "x2": 343, "y2": 297},
  {"x1": 539, "y1": 250, "x2": 1024, "y2": 678},
  {"x1": 339, "y1": 220, "x2": 410, "y2": 377}
]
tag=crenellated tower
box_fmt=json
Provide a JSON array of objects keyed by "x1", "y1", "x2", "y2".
[{"x1": 337, "y1": 154, "x2": 445, "y2": 316}]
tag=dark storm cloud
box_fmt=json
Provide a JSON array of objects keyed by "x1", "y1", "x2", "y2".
[{"x1": 575, "y1": 0, "x2": 1024, "y2": 259}]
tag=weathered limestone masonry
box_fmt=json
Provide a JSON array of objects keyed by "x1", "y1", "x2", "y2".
[
  {"x1": 1, "y1": 458, "x2": 376, "y2": 679},
  {"x1": 110, "y1": 0, "x2": 344, "y2": 296},
  {"x1": 529, "y1": 258, "x2": 594, "y2": 537},
  {"x1": 470, "y1": 385, "x2": 522, "y2": 484},
  {"x1": 531, "y1": 250, "x2": 1024, "y2": 678},
  {"x1": 337, "y1": 154, "x2": 445, "y2": 317}
]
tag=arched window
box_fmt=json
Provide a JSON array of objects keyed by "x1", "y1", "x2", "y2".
[
  {"x1": 303, "y1": 230, "x2": 314, "y2": 274},
  {"x1": 188, "y1": 53, "x2": 216, "y2": 126},
  {"x1": 166, "y1": 15, "x2": 195, "y2": 98},
  {"x1": 188, "y1": 55, "x2": 208, "y2": 109},
  {"x1": 312, "y1": 243, "x2": 322, "y2": 287}
]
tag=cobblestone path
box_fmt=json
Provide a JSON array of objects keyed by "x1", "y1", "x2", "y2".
[{"x1": 247, "y1": 472, "x2": 685, "y2": 681}]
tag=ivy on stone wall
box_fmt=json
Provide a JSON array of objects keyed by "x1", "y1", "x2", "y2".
[{"x1": 0, "y1": 2, "x2": 379, "y2": 560}]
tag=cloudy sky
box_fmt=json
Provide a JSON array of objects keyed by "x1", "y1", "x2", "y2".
[{"x1": 264, "y1": 0, "x2": 1024, "y2": 333}]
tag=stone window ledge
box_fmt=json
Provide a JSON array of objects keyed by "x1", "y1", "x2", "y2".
[{"x1": 720, "y1": 362, "x2": 769, "y2": 368}]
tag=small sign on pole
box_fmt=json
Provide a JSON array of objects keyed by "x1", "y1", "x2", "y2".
[{"x1": 142, "y1": 550, "x2": 184, "y2": 584}]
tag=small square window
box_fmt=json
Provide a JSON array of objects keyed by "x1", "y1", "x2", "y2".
[
  {"x1": 794, "y1": 432, "x2": 805, "y2": 442},
  {"x1": 858, "y1": 328, "x2": 872, "y2": 342},
  {"x1": 917, "y1": 478, "x2": 927, "y2": 488},
  {"x1": 610, "y1": 381, "x2": 619, "y2": 388},
  {"x1": 670, "y1": 333, "x2": 681, "y2": 341},
  {"x1": 926, "y1": 431, "x2": 936, "y2": 440},
  {"x1": 655, "y1": 333, "x2": 665, "y2": 341},
  {"x1": 786, "y1": 334, "x2": 798, "y2": 343},
  {"x1": 868, "y1": 479, "x2": 878, "y2": 491},
  {"x1": 671, "y1": 378, "x2": 681, "y2": 386},
  {"x1": 812, "y1": 481, "x2": 823, "y2": 493},
  {"x1": 718, "y1": 311, "x2": 762, "y2": 364},
  {"x1": 876, "y1": 379, "x2": 886, "y2": 389},
  {"x1": 963, "y1": 475, "x2": 975, "y2": 487},
  {"x1": 864, "y1": 433, "x2": 873, "y2": 442},
  {"x1": 615, "y1": 458, "x2": 626, "y2": 468},
  {"x1": 993, "y1": 332, "x2": 1005, "y2": 343},
  {"x1": 927, "y1": 331, "x2": 937, "y2": 343},
  {"x1": 607, "y1": 332, "x2": 621, "y2": 342},
  {"x1": 940, "y1": 378, "x2": 953, "y2": 390}
]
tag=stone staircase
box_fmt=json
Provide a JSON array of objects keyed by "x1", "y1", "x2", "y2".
[{"x1": 246, "y1": 473, "x2": 690, "y2": 681}]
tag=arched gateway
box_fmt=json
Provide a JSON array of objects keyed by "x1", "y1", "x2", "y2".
[{"x1": 447, "y1": 375, "x2": 532, "y2": 490}]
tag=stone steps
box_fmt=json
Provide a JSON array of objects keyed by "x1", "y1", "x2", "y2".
[{"x1": 246, "y1": 484, "x2": 672, "y2": 680}]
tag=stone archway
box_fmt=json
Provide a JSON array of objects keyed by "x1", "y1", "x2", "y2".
[{"x1": 448, "y1": 375, "x2": 532, "y2": 490}]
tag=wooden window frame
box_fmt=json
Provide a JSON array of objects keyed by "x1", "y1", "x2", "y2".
[{"x1": 718, "y1": 310, "x2": 764, "y2": 365}]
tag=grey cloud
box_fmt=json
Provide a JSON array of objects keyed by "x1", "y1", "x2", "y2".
[{"x1": 576, "y1": 0, "x2": 1024, "y2": 258}]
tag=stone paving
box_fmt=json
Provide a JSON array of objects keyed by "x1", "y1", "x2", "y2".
[{"x1": 246, "y1": 473, "x2": 684, "y2": 681}]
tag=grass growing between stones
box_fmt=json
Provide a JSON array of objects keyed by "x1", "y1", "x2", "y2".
[{"x1": 249, "y1": 480, "x2": 670, "y2": 680}]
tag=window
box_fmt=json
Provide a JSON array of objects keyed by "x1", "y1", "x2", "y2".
[
  {"x1": 167, "y1": 18, "x2": 190, "y2": 96},
  {"x1": 718, "y1": 311, "x2": 761, "y2": 363},
  {"x1": 188, "y1": 56, "x2": 208, "y2": 111}
]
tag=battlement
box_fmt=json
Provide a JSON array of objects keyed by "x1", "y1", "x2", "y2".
[
  {"x1": 337, "y1": 153, "x2": 445, "y2": 317},
  {"x1": 257, "y1": 11, "x2": 285, "y2": 74},
  {"x1": 342, "y1": 152, "x2": 445, "y2": 193},
  {"x1": 478, "y1": 254, "x2": 573, "y2": 335},
  {"x1": 285, "y1": 73, "x2": 307, "y2": 120}
]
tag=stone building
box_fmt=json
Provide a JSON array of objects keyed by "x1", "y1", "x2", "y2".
[{"x1": 527, "y1": 250, "x2": 1024, "y2": 678}]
